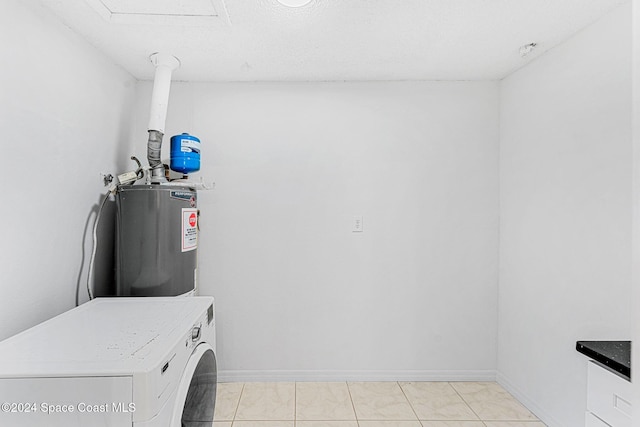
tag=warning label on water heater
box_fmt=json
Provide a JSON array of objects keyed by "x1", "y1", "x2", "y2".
[{"x1": 182, "y1": 208, "x2": 198, "y2": 252}]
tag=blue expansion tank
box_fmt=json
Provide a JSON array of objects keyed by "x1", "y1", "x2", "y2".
[{"x1": 170, "y1": 133, "x2": 201, "y2": 174}]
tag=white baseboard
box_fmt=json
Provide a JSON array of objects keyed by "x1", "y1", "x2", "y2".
[
  {"x1": 496, "y1": 372, "x2": 562, "y2": 427},
  {"x1": 218, "y1": 369, "x2": 496, "y2": 383}
]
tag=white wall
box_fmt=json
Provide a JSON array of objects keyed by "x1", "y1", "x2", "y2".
[
  {"x1": 498, "y1": 4, "x2": 632, "y2": 427},
  {"x1": 0, "y1": 0, "x2": 136, "y2": 340},
  {"x1": 133, "y1": 81, "x2": 500, "y2": 380}
]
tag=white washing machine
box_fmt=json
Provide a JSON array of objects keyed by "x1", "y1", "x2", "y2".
[{"x1": 0, "y1": 297, "x2": 216, "y2": 426}]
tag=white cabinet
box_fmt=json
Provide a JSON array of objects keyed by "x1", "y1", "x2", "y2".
[{"x1": 586, "y1": 361, "x2": 632, "y2": 427}]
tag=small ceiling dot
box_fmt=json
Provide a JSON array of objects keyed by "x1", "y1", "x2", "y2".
[{"x1": 519, "y1": 43, "x2": 538, "y2": 58}]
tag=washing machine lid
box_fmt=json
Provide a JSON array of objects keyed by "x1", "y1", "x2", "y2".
[{"x1": 0, "y1": 297, "x2": 214, "y2": 378}]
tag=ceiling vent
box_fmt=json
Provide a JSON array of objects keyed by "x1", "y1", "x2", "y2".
[{"x1": 85, "y1": 0, "x2": 230, "y2": 25}]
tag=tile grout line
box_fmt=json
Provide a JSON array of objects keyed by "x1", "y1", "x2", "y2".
[
  {"x1": 231, "y1": 382, "x2": 246, "y2": 425},
  {"x1": 345, "y1": 381, "x2": 361, "y2": 427},
  {"x1": 396, "y1": 380, "x2": 422, "y2": 425},
  {"x1": 448, "y1": 381, "x2": 484, "y2": 423}
]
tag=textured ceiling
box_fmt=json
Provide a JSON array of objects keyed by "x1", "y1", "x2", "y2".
[{"x1": 33, "y1": 0, "x2": 629, "y2": 81}]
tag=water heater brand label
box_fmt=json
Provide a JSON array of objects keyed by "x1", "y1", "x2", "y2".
[
  {"x1": 171, "y1": 191, "x2": 194, "y2": 200},
  {"x1": 171, "y1": 191, "x2": 197, "y2": 207},
  {"x1": 182, "y1": 208, "x2": 198, "y2": 252}
]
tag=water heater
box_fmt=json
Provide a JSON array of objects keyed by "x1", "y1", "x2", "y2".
[{"x1": 115, "y1": 185, "x2": 198, "y2": 296}]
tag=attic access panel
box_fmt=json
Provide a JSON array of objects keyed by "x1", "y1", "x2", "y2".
[{"x1": 86, "y1": 0, "x2": 229, "y2": 25}]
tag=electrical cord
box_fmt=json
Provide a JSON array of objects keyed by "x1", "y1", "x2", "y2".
[{"x1": 87, "y1": 189, "x2": 112, "y2": 300}]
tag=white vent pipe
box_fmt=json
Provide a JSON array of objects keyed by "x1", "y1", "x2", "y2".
[{"x1": 147, "y1": 53, "x2": 180, "y2": 183}]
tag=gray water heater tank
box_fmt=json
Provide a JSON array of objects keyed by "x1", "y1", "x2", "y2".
[{"x1": 115, "y1": 185, "x2": 198, "y2": 296}]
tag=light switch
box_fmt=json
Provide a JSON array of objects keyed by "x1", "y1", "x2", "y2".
[{"x1": 352, "y1": 215, "x2": 363, "y2": 232}]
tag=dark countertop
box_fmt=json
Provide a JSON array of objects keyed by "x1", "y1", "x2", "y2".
[{"x1": 576, "y1": 340, "x2": 631, "y2": 381}]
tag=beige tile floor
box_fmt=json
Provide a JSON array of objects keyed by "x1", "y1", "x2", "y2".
[{"x1": 213, "y1": 382, "x2": 547, "y2": 427}]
